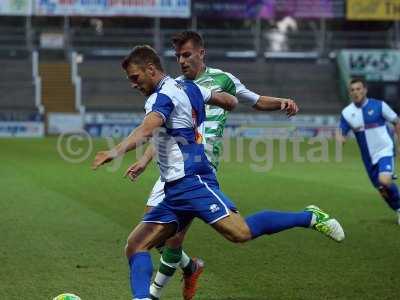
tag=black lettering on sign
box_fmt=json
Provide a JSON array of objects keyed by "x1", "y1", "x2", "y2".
[{"x1": 349, "y1": 52, "x2": 394, "y2": 72}]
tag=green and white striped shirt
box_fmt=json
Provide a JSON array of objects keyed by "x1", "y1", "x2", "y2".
[{"x1": 179, "y1": 67, "x2": 260, "y2": 170}]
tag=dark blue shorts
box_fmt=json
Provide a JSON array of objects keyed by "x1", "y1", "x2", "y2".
[
  {"x1": 366, "y1": 156, "x2": 395, "y2": 187},
  {"x1": 142, "y1": 173, "x2": 237, "y2": 231}
]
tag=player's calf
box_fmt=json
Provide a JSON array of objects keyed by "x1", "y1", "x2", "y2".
[
  {"x1": 377, "y1": 174, "x2": 400, "y2": 212},
  {"x1": 212, "y1": 207, "x2": 345, "y2": 243}
]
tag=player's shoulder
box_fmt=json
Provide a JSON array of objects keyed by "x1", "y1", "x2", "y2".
[
  {"x1": 158, "y1": 77, "x2": 180, "y2": 96},
  {"x1": 366, "y1": 98, "x2": 383, "y2": 104},
  {"x1": 207, "y1": 67, "x2": 238, "y2": 80},
  {"x1": 341, "y1": 102, "x2": 356, "y2": 118},
  {"x1": 365, "y1": 98, "x2": 388, "y2": 112},
  {"x1": 173, "y1": 77, "x2": 202, "y2": 93},
  {"x1": 144, "y1": 92, "x2": 158, "y2": 111},
  {"x1": 158, "y1": 77, "x2": 201, "y2": 105},
  {"x1": 206, "y1": 66, "x2": 225, "y2": 75},
  {"x1": 205, "y1": 68, "x2": 241, "y2": 91}
]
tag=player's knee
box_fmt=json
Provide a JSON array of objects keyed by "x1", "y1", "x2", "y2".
[
  {"x1": 125, "y1": 238, "x2": 147, "y2": 258},
  {"x1": 125, "y1": 242, "x2": 138, "y2": 258},
  {"x1": 379, "y1": 175, "x2": 392, "y2": 187}
]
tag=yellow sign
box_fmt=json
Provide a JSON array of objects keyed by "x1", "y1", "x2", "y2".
[{"x1": 347, "y1": 0, "x2": 400, "y2": 20}]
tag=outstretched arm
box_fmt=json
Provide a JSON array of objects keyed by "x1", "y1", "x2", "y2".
[
  {"x1": 92, "y1": 112, "x2": 163, "y2": 170},
  {"x1": 208, "y1": 91, "x2": 238, "y2": 111},
  {"x1": 253, "y1": 96, "x2": 299, "y2": 117},
  {"x1": 223, "y1": 72, "x2": 298, "y2": 116}
]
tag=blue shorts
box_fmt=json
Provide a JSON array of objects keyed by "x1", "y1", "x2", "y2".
[
  {"x1": 366, "y1": 156, "x2": 395, "y2": 187},
  {"x1": 142, "y1": 173, "x2": 237, "y2": 232}
]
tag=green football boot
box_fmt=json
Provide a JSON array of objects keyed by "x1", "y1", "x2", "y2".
[{"x1": 305, "y1": 205, "x2": 345, "y2": 242}]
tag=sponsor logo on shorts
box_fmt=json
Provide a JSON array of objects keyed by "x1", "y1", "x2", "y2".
[{"x1": 209, "y1": 204, "x2": 220, "y2": 213}]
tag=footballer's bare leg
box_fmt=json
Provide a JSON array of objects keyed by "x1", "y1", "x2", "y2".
[
  {"x1": 125, "y1": 222, "x2": 177, "y2": 300},
  {"x1": 377, "y1": 173, "x2": 400, "y2": 218},
  {"x1": 212, "y1": 208, "x2": 344, "y2": 243},
  {"x1": 125, "y1": 222, "x2": 176, "y2": 258}
]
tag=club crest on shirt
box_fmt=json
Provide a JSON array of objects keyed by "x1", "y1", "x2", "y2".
[{"x1": 368, "y1": 109, "x2": 374, "y2": 116}]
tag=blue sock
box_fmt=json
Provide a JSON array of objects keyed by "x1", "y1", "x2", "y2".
[
  {"x1": 245, "y1": 210, "x2": 312, "y2": 239},
  {"x1": 129, "y1": 252, "x2": 153, "y2": 299},
  {"x1": 386, "y1": 183, "x2": 400, "y2": 211}
]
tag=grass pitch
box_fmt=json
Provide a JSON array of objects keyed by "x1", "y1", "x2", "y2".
[{"x1": 0, "y1": 137, "x2": 399, "y2": 300}]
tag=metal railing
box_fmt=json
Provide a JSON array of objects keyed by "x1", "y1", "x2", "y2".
[
  {"x1": 0, "y1": 24, "x2": 398, "y2": 59},
  {"x1": 32, "y1": 51, "x2": 44, "y2": 114},
  {"x1": 70, "y1": 51, "x2": 84, "y2": 114}
]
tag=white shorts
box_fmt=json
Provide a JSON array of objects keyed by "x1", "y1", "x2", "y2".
[{"x1": 146, "y1": 177, "x2": 166, "y2": 207}]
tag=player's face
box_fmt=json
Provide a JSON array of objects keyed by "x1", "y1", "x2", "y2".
[
  {"x1": 349, "y1": 82, "x2": 367, "y2": 105},
  {"x1": 126, "y1": 63, "x2": 154, "y2": 96},
  {"x1": 175, "y1": 40, "x2": 205, "y2": 80}
]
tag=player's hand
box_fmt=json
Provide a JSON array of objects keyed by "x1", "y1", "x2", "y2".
[
  {"x1": 92, "y1": 150, "x2": 114, "y2": 170},
  {"x1": 336, "y1": 135, "x2": 346, "y2": 144},
  {"x1": 281, "y1": 99, "x2": 299, "y2": 117},
  {"x1": 124, "y1": 161, "x2": 147, "y2": 182}
]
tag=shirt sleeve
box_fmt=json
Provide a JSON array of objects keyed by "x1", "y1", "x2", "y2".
[
  {"x1": 382, "y1": 101, "x2": 398, "y2": 123},
  {"x1": 339, "y1": 114, "x2": 351, "y2": 136},
  {"x1": 144, "y1": 93, "x2": 174, "y2": 122},
  {"x1": 226, "y1": 72, "x2": 260, "y2": 105},
  {"x1": 194, "y1": 83, "x2": 212, "y2": 103}
]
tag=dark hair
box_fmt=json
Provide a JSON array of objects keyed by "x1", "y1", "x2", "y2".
[
  {"x1": 350, "y1": 77, "x2": 367, "y2": 88},
  {"x1": 121, "y1": 45, "x2": 163, "y2": 72},
  {"x1": 171, "y1": 30, "x2": 204, "y2": 49}
]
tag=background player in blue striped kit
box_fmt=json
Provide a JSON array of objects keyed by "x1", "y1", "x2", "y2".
[{"x1": 338, "y1": 78, "x2": 400, "y2": 224}]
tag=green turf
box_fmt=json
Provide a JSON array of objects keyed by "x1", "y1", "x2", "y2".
[{"x1": 0, "y1": 137, "x2": 399, "y2": 300}]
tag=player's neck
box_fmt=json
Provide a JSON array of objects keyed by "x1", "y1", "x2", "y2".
[
  {"x1": 154, "y1": 73, "x2": 168, "y2": 90},
  {"x1": 354, "y1": 97, "x2": 368, "y2": 108},
  {"x1": 194, "y1": 64, "x2": 206, "y2": 79}
]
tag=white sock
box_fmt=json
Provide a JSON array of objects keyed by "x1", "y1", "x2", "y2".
[
  {"x1": 150, "y1": 271, "x2": 172, "y2": 298},
  {"x1": 310, "y1": 213, "x2": 317, "y2": 227},
  {"x1": 180, "y1": 250, "x2": 191, "y2": 269}
]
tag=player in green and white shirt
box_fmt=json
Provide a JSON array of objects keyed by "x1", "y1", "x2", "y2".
[
  {"x1": 124, "y1": 31, "x2": 299, "y2": 300},
  {"x1": 179, "y1": 66, "x2": 262, "y2": 170}
]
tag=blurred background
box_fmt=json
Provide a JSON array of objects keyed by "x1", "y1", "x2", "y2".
[{"x1": 0, "y1": 0, "x2": 399, "y2": 138}]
